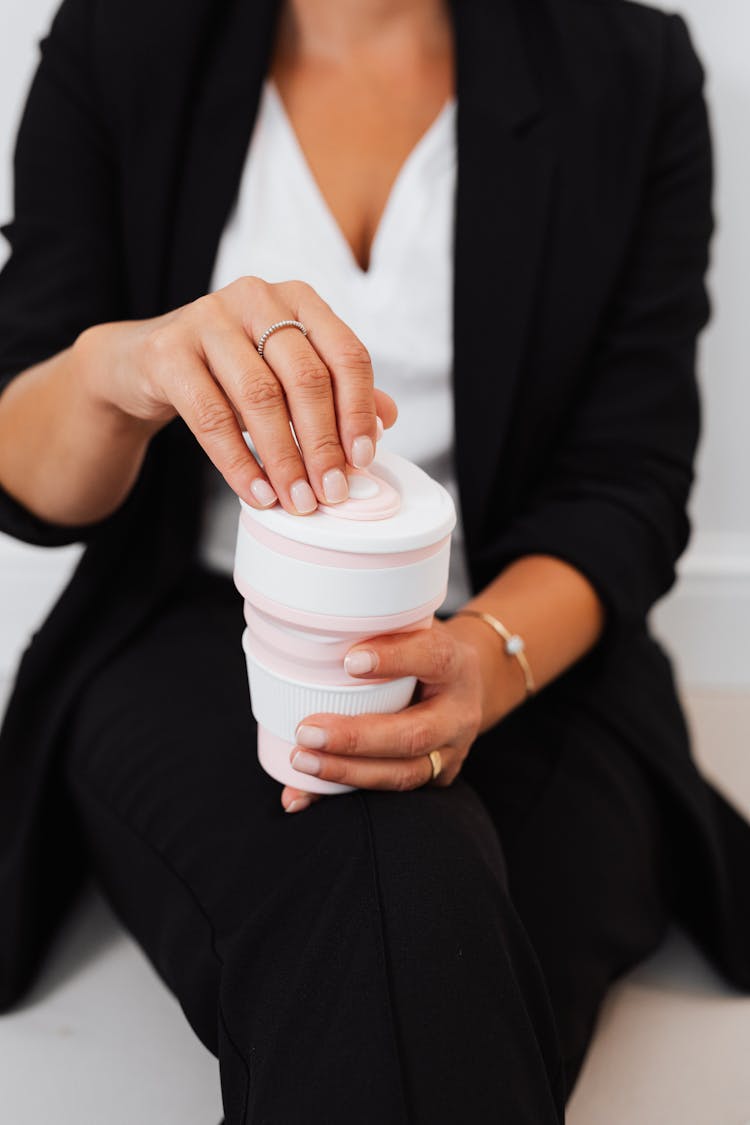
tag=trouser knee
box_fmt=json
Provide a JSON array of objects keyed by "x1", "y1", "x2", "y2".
[{"x1": 218, "y1": 782, "x2": 564, "y2": 1124}]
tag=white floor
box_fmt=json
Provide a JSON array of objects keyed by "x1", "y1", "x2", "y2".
[
  {"x1": 0, "y1": 692, "x2": 748, "y2": 1123},
  {"x1": 0, "y1": 891, "x2": 222, "y2": 1123}
]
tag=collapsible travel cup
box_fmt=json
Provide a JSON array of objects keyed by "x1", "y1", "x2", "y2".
[{"x1": 233, "y1": 449, "x2": 456, "y2": 794}]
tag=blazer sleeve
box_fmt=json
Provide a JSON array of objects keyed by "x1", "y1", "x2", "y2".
[
  {"x1": 0, "y1": 0, "x2": 127, "y2": 547},
  {"x1": 489, "y1": 14, "x2": 712, "y2": 632}
]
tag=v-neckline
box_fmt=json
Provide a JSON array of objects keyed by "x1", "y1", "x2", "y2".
[{"x1": 265, "y1": 79, "x2": 456, "y2": 279}]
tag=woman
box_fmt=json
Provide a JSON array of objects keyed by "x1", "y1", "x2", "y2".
[{"x1": 0, "y1": 0, "x2": 748, "y2": 1120}]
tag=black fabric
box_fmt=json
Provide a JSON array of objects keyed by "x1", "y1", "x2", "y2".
[
  {"x1": 62, "y1": 567, "x2": 670, "y2": 1120},
  {"x1": 0, "y1": 0, "x2": 749, "y2": 1019}
]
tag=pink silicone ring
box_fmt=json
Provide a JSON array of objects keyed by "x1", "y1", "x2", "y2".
[
  {"x1": 240, "y1": 512, "x2": 449, "y2": 570},
  {"x1": 235, "y1": 572, "x2": 446, "y2": 633}
]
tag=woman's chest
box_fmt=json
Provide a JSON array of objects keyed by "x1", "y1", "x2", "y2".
[
  {"x1": 267, "y1": 64, "x2": 456, "y2": 274},
  {"x1": 212, "y1": 78, "x2": 457, "y2": 367}
]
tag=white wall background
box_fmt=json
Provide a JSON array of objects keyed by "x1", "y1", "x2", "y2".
[{"x1": 0, "y1": 0, "x2": 748, "y2": 700}]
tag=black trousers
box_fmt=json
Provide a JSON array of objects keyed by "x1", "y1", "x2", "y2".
[{"x1": 62, "y1": 567, "x2": 671, "y2": 1124}]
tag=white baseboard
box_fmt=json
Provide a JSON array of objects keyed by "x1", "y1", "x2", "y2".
[
  {"x1": 1, "y1": 531, "x2": 749, "y2": 699},
  {"x1": 650, "y1": 533, "x2": 750, "y2": 691},
  {"x1": 0, "y1": 535, "x2": 83, "y2": 711}
]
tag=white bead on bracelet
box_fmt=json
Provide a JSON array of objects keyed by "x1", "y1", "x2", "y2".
[{"x1": 453, "y1": 609, "x2": 536, "y2": 697}]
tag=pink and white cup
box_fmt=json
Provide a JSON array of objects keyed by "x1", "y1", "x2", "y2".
[{"x1": 233, "y1": 448, "x2": 456, "y2": 795}]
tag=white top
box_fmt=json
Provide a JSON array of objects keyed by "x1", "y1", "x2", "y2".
[{"x1": 200, "y1": 77, "x2": 472, "y2": 611}]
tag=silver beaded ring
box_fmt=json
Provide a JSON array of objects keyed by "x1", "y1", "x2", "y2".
[{"x1": 256, "y1": 319, "x2": 308, "y2": 358}]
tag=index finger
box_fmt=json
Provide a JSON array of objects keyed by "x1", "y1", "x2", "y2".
[
  {"x1": 280, "y1": 282, "x2": 378, "y2": 469},
  {"x1": 343, "y1": 626, "x2": 460, "y2": 685}
]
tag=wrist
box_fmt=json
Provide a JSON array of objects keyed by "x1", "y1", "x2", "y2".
[
  {"x1": 72, "y1": 322, "x2": 166, "y2": 441},
  {"x1": 444, "y1": 612, "x2": 526, "y2": 730}
]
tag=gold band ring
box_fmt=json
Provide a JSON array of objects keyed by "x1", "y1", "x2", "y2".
[{"x1": 427, "y1": 749, "x2": 442, "y2": 782}]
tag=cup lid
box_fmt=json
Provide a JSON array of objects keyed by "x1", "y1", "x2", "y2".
[{"x1": 240, "y1": 448, "x2": 456, "y2": 553}]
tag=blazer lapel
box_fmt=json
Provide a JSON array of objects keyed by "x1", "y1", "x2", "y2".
[
  {"x1": 451, "y1": 0, "x2": 560, "y2": 545},
  {"x1": 166, "y1": 0, "x2": 282, "y2": 312},
  {"x1": 163, "y1": 0, "x2": 284, "y2": 506}
]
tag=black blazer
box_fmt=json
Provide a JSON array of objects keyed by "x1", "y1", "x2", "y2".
[{"x1": 1, "y1": 0, "x2": 748, "y2": 1008}]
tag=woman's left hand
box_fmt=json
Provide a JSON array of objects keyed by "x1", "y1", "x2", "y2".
[{"x1": 280, "y1": 620, "x2": 485, "y2": 812}]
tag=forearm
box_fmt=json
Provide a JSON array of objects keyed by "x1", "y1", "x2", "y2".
[
  {"x1": 445, "y1": 554, "x2": 606, "y2": 733},
  {"x1": 0, "y1": 328, "x2": 157, "y2": 527}
]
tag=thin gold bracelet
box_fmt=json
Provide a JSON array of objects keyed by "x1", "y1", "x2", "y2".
[{"x1": 453, "y1": 609, "x2": 536, "y2": 698}]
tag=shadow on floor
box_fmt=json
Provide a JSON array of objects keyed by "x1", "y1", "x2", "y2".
[{"x1": 14, "y1": 882, "x2": 123, "y2": 1011}]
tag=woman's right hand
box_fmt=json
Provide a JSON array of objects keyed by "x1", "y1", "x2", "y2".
[{"x1": 76, "y1": 276, "x2": 397, "y2": 514}]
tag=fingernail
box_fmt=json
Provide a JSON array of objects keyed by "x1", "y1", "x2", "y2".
[
  {"x1": 376, "y1": 416, "x2": 384, "y2": 441},
  {"x1": 322, "y1": 467, "x2": 349, "y2": 504},
  {"x1": 292, "y1": 749, "x2": 321, "y2": 776},
  {"x1": 295, "y1": 724, "x2": 328, "y2": 750},
  {"x1": 291, "y1": 479, "x2": 317, "y2": 514},
  {"x1": 344, "y1": 649, "x2": 376, "y2": 676},
  {"x1": 250, "y1": 478, "x2": 277, "y2": 507},
  {"x1": 351, "y1": 435, "x2": 375, "y2": 469},
  {"x1": 285, "y1": 796, "x2": 312, "y2": 813}
]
